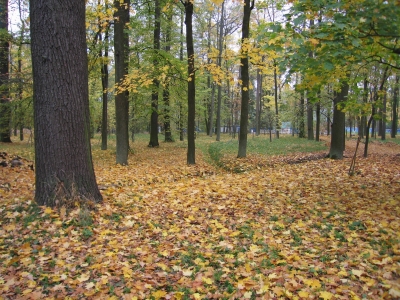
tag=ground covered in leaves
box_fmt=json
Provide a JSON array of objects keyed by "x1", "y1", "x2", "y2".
[{"x1": 0, "y1": 136, "x2": 399, "y2": 299}]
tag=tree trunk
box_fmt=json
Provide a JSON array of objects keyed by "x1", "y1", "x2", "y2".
[
  {"x1": 208, "y1": 83, "x2": 215, "y2": 136},
  {"x1": 274, "y1": 63, "x2": 280, "y2": 139},
  {"x1": 328, "y1": 80, "x2": 349, "y2": 159},
  {"x1": 179, "y1": 9, "x2": 184, "y2": 142},
  {"x1": 30, "y1": 0, "x2": 102, "y2": 207},
  {"x1": 0, "y1": 0, "x2": 10, "y2": 143},
  {"x1": 237, "y1": 0, "x2": 254, "y2": 158},
  {"x1": 315, "y1": 99, "x2": 320, "y2": 141},
  {"x1": 391, "y1": 75, "x2": 398, "y2": 138},
  {"x1": 184, "y1": 0, "x2": 195, "y2": 164},
  {"x1": 16, "y1": 1, "x2": 25, "y2": 142},
  {"x1": 307, "y1": 95, "x2": 314, "y2": 140},
  {"x1": 215, "y1": 1, "x2": 225, "y2": 142},
  {"x1": 163, "y1": 9, "x2": 173, "y2": 142},
  {"x1": 298, "y1": 90, "x2": 305, "y2": 138},
  {"x1": 381, "y1": 91, "x2": 386, "y2": 140},
  {"x1": 256, "y1": 69, "x2": 261, "y2": 136},
  {"x1": 100, "y1": 2, "x2": 110, "y2": 150},
  {"x1": 149, "y1": 0, "x2": 161, "y2": 147},
  {"x1": 114, "y1": 0, "x2": 130, "y2": 164}
]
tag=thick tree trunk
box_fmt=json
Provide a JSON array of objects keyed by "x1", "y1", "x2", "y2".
[
  {"x1": 0, "y1": 0, "x2": 11, "y2": 143},
  {"x1": 328, "y1": 80, "x2": 349, "y2": 159},
  {"x1": 391, "y1": 75, "x2": 399, "y2": 138},
  {"x1": 114, "y1": 0, "x2": 130, "y2": 164},
  {"x1": 185, "y1": 0, "x2": 195, "y2": 164},
  {"x1": 30, "y1": 0, "x2": 102, "y2": 207},
  {"x1": 237, "y1": 0, "x2": 254, "y2": 158},
  {"x1": 149, "y1": 0, "x2": 160, "y2": 147}
]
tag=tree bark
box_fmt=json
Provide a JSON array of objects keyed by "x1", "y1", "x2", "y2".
[
  {"x1": 255, "y1": 69, "x2": 261, "y2": 136},
  {"x1": 315, "y1": 99, "x2": 320, "y2": 141},
  {"x1": 114, "y1": 0, "x2": 130, "y2": 164},
  {"x1": 298, "y1": 90, "x2": 305, "y2": 138},
  {"x1": 0, "y1": 0, "x2": 11, "y2": 143},
  {"x1": 99, "y1": 1, "x2": 110, "y2": 150},
  {"x1": 307, "y1": 95, "x2": 314, "y2": 140},
  {"x1": 215, "y1": 1, "x2": 225, "y2": 142},
  {"x1": 30, "y1": 0, "x2": 102, "y2": 207},
  {"x1": 184, "y1": 0, "x2": 195, "y2": 164},
  {"x1": 381, "y1": 91, "x2": 386, "y2": 140},
  {"x1": 273, "y1": 63, "x2": 280, "y2": 139},
  {"x1": 328, "y1": 80, "x2": 349, "y2": 159},
  {"x1": 391, "y1": 75, "x2": 399, "y2": 138},
  {"x1": 149, "y1": 0, "x2": 160, "y2": 147},
  {"x1": 237, "y1": 0, "x2": 254, "y2": 158},
  {"x1": 163, "y1": 9, "x2": 173, "y2": 142}
]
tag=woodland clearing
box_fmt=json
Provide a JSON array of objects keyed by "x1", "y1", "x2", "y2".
[{"x1": 0, "y1": 134, "x2": 399, "y2": 299}]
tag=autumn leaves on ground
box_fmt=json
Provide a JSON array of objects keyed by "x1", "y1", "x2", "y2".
[{"x1": 1, "y1": 135, "x2": 399, "y2": 300}]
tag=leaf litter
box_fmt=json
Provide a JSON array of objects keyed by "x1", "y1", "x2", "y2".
[{"x1": 0, "y1": 139, "x2": 399, "y2": 299}]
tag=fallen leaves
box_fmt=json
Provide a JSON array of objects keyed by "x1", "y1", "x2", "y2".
[{"x1": 0, "y1": 138, "x2": 399, "y2": 299}]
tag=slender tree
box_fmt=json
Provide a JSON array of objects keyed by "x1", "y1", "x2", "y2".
[
  {"x1": 163, "y1": 8, "x2": 173, "y2": 142},
  {"x1": 114, "y1": 0, "x2": 130, "y2": 164},
  {"x1": 30, "y1": 0, "x2": 102, "y2": 206},
  {"x1": 237, "y1": 0, "x2": 254, "y2": 158},
  {"x1": 99, "y1": 0, "x2": 110, "y2": 150},
  {"x1": 215, "y1": 1, "x2": 225, "y2": 141},
  {"x1": 0, "y1": 0, "x2": 11, "y2": 143},
  {"x1": 391, "y1": 74, "x2": 399, "y2": 138}
]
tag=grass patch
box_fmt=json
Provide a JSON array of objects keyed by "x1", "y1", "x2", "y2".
[{"x1": 205, "y1": 135, "x2": 327, "y2": 167}]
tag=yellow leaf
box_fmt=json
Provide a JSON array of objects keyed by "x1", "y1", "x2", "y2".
[
  {"x1": 157, "y1": 263, "x2": 169, "y2": 271},
  {"x1": 152, "y1": 290, "x2": 167, "y2": 299},
  {"x1": 193, "y1": 293, "x2": 203, "y2": 299},
  {"x1": 202, "y1": 277, "x2": 213, "y2": 285},
  {"x1": 44, "y1": 207, "x2": 53, "y2": 214},
  {"x1": 210, "y1": 0, "x2": 224, "y2": 4},
  {"x1": 160, "y1": 250, "x2": 169, "y2": 257},
  {"x1": 298, "y1": 290, "x2": 309, "y2": 298},
  {"x1": 174, "y1": 292, "x2": 184, "y2": 300},
  {"x1": 22, "y1": 289, "x2": 32, "y2": 295},
  {"x1": 304, "y1": 278, "x2": 321, "y2": 289},
  {"x1": 319, "y1": 291, "x2": 333, "y2": 300}
]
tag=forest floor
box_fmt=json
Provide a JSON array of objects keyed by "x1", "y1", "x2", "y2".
[{"x1": 0, "y1": 134, "x2": 399, "y2": 299}]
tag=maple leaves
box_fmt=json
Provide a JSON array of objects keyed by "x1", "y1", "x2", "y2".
[{"x1": 1, "y1": 136, "x2": 400, "y2": 299}]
